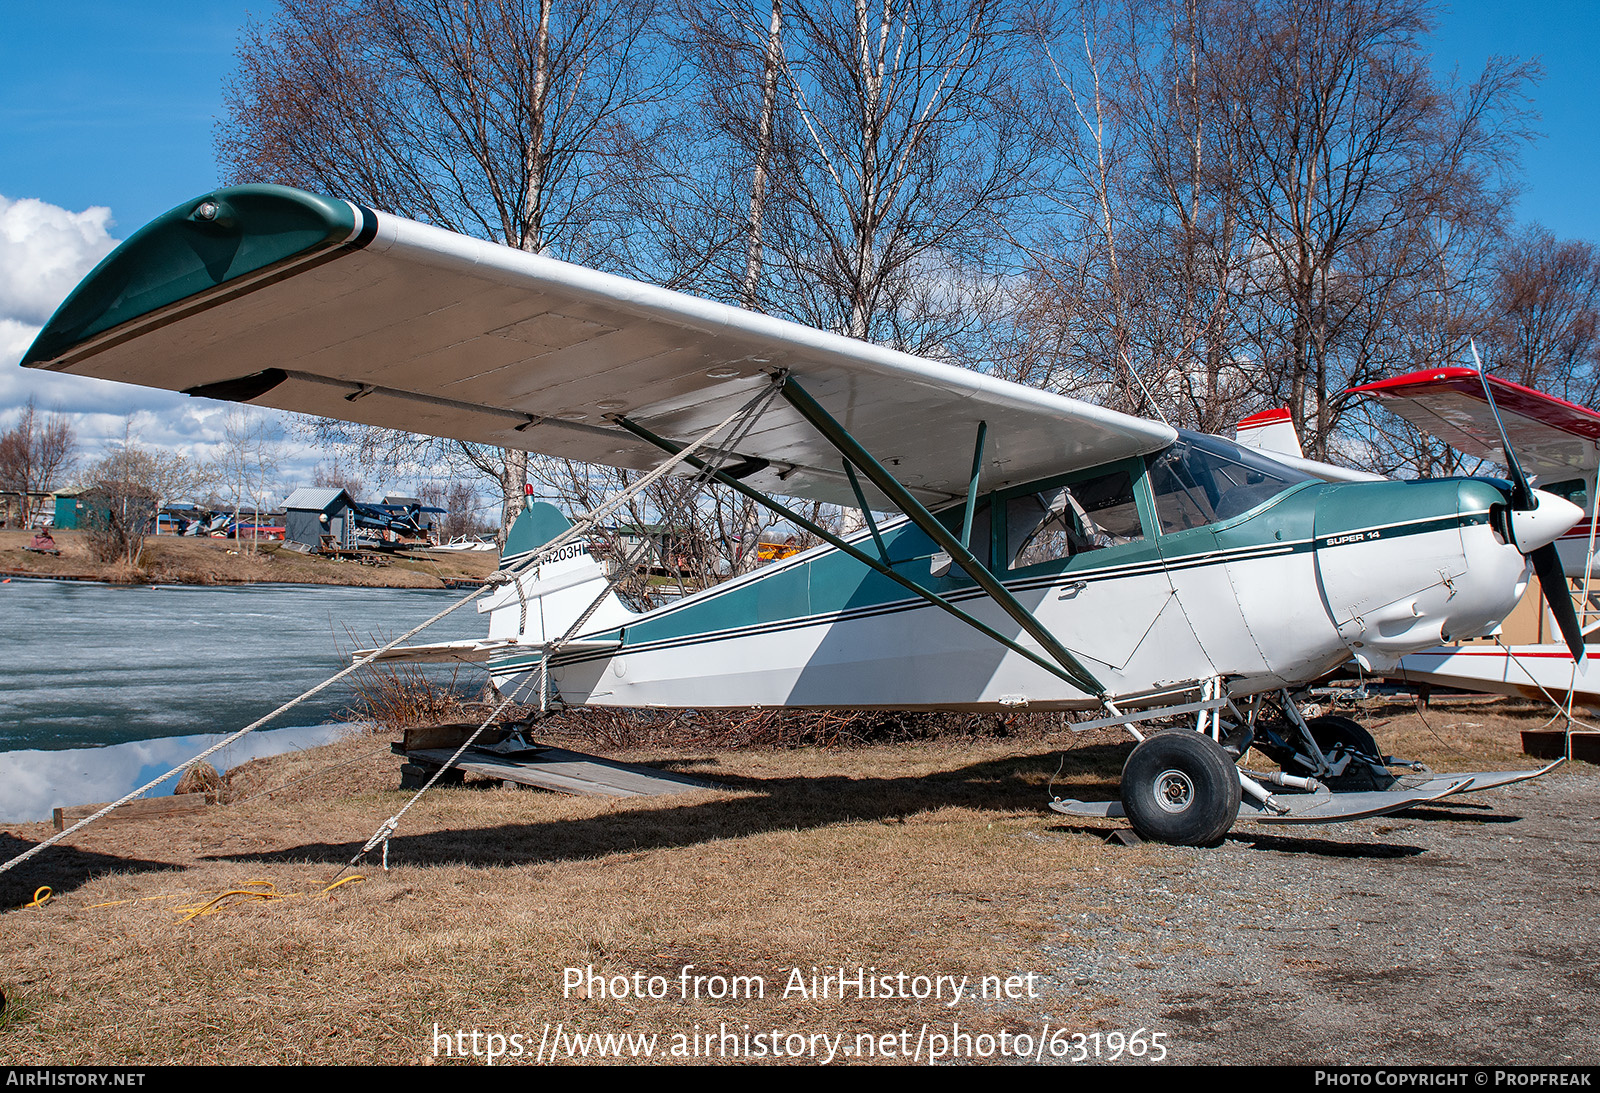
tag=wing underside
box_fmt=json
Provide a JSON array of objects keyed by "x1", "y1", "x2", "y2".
[
  {"x1": 25, "y1": 186, "x2": 1176, "y2": 509},
  {"x1": 1347, "y1": 368, "x2": 1600, "y2": 483}
]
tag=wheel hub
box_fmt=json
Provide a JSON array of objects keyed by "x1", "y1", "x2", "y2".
[{"x1": 1154, "y1": 768, "x2": 1194, "y2": 813}]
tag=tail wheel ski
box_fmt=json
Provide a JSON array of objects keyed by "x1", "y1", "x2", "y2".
[
  {"x1": 1120, "y1": 731, "x2": 1241, "y2": 846},
  {"x1": 1287, "y1": 715, "x2": 1395, "y2": 792}
]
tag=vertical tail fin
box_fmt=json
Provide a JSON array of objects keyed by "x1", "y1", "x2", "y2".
[
  {"x1": 1235, "y1": 408, "x2": 1305, "y2": 459},
  {"x1": 480, "y1": 502, "x2": 637, "y2": 644}
]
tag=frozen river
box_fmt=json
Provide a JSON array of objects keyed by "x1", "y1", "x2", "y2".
[{"x1": 0, "y1": 579, "x2": 487, "y2": 820}]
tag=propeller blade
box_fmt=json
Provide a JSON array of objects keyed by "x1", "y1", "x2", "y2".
[
  {"x1": 1471, "y1": 344, "x2": 1534, "y2": 509},
  {"x1": 1532, "y1": 542, "x2": 1586, "y2": 664}
]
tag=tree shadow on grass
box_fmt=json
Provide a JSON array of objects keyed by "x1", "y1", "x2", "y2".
[
  {"x1": 0, "y1": 833, "x2": 182, "y2": 908},
  {"x1": 210, "y1": 743, "x2": 1137, "y2": 870}
]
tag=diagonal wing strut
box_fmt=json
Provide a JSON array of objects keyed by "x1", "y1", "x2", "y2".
[{"x1": 615, "y1": 374, "x2": 1108, "y2": 700}]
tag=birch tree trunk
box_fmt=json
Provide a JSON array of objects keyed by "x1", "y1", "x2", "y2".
[{"x1": 740, "y1": 0, "x2": 784, "y2": 311}]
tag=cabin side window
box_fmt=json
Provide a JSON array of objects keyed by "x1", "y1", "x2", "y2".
[{"x1": 1005, "y1": 469, "x2": 1142, "y2": 570}]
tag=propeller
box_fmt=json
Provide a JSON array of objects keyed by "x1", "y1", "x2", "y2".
[{"x1": 1471, "y1": 344, "x2": 1587, "y2": 664}]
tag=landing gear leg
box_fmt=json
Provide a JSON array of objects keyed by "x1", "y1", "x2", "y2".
[{"x1": 1265, "y1": 692, "x2": 1397, "y2": 791}]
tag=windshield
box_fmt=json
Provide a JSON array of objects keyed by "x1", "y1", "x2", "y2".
[{"x1": 1148, "y1": 431, "x2": 1314, "y2": 533}]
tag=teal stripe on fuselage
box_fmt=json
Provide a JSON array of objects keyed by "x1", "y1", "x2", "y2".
[
  {"x1": 556, "y1": 474, "x2": 1494, "y2": 668},
  {"x1": 1310, "y1": 476, "x2": 1501, "y2": 537}
]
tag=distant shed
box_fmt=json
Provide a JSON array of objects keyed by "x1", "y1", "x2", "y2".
[
  {"x1": 282, "y1": 487, "x2": 356, "y2": 551},
  {"x1": 52, "y1": 489, "x2": 83, "y2": 529}
]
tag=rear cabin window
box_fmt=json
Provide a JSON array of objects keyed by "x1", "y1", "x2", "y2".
[
  {"x1": 1005, "y1": 469, "x2": 1143, "y2": 570},
  {"x1": 1148, "y1": 433, "x2": 1311, "y2": 534}
]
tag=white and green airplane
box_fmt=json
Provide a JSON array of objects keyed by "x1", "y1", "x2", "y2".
[{"x1": 21, "y1": 186, "x2": 1580, "y2": 845}]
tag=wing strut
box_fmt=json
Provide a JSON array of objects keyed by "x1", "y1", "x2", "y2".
[
  {"x1": 612, "y1": 416, "x2": 1102, "y2": 695},
  {"x1": 841, "y1": 459, "x2": 890, "y2": 563},
  {"x1": 779, "y1": 378, "x2": 1108, "y2": 699},
  {"x1": 961, "y1": 420, "x2": 988, "y2": 550}
]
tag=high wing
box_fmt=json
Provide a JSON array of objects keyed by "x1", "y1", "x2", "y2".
[
  {"x1": 23, "y1": 185, "x2": 1176, "y2": 509},
  {"x1": 1347, "y1": 367, "x2": 1600, "y2": 483}
]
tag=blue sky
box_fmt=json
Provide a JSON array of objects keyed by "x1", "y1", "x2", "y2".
[
  {"x1": 1429, "y1": 0, "x2": 1600, "y2": 244},
  {"x1": 1, "y1": 0, "x2": 1597, "y2": 473},
  {"x1": 0, "y1": 3, "x2": 254, "y2": 233},
  {"x1": 3, "y1": 1, "x2": 1595, "y2": 236}
]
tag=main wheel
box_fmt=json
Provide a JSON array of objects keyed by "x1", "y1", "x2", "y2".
[
  {"x1": 1120, "y1": 731, "x2": 1242, "y2": 846},
  {"x1": 1284, "y1": 715, "x2": 1395, "y2": 791}
]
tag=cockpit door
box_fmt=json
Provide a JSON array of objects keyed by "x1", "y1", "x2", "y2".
[{"x1": 995, "y1": 461, "x2": 1199, "y2": 678}]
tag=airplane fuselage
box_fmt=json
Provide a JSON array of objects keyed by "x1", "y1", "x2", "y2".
[{"x1": 492, "y1": 432, "x2": 1540, "y2": 712}]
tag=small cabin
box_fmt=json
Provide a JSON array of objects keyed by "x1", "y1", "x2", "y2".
[
  {"x1": 282, "y1": 487, "x2": 357, "y2": 551},
  {"x1": 76, "y1": 485, "x2": 158, "y2": 537},
  {"x1": 52, "y1": 489, "x2": 83, "y2": 530}
]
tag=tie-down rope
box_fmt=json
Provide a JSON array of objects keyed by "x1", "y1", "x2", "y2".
[{"x1": 1, "y1": 388, "x2": 774, "y2": 879}]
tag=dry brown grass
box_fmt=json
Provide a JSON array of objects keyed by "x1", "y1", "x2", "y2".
[
  {"x1": 343, "y1": 665, "x2": 502, "y2": 731},
  {"x1": 1358, "y1": 695, "x2": 1581, "y2": 769},
  {"x1": 0, "y1": 730, "x2": 1144, "y2": 1064},
  {"x1": 0, "y1": 530, "x2": 499, "y2": 588},
  {"x1": 0, "y1": 697, "x2": 1581, "y2": 1065}
]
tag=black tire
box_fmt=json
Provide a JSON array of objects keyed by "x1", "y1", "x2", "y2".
[
  {"x1": 1285, "y1": 715, "x2": 1395, "y2": 791},
  {"x1": 1120, "y1": 731, "x2": 1242, "y2": 846}
]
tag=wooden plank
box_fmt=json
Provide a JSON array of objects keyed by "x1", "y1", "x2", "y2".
[
  {"x1": 401, "y1": 723, "x2": 511, "y2": 753},
  {"x1": 52, "y1": 793, "x2": 213, "y2": 831},
  {"x1": 408, "y1": 746, "x2": 720, "y2": 799}
]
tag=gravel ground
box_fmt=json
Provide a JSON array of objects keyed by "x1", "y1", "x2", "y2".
[{"x1": 1039, "y1": 765, "x2": 1600, "y2": 1066}]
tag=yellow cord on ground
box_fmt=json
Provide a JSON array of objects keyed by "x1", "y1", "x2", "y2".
[
  {"x1": 176, "y1": 875, "x2": 365, "y2": 923},
  {"x1": 49, "y1": 875, "x2": 365, "y2": 919},
  {"x1": 86, "y1": 878, "x2": 275, "y2": 910},
  {"x1": 87, "y1": 892, "x2": 197, "y2": 909}
]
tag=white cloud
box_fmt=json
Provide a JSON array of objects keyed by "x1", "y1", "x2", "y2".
[
  {"x1": 0, "y1": 195, "x2": 119, "y2": 327},
  {"x1": 0, "y1": 317, "x2": 36, "y2": 370},
  {"x1": 0, "y1": 195, "x2": 321, "y2": 490},
  {"x1": 0, "y1": 194, "x2": 124, "y2": 393}
]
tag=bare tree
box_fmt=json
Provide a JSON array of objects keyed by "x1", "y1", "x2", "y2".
[
  {"x1": 0, "y1": 399, "x2": 76, "y2": 527},
  {"x1": 657, "y1": 0, "x2": 1050, "y2": 539},
  {"x1": 1485, "y1": 224, "x2": 1600, "y2": 405},
  {"x1": 1108, "y1": 0, "x2": 1257, "y2": 432},
  {"x1": 1017, "y1": 2, "x2": 1197, "y2": 420},
  {"x1": 1212, "y1": 0, "x2": 1536, "y2": 457},
  {"x1": 443, "y1": 479, "x2": 483, "y2": 539},
  {"x1": 1011, "y1": 0, "x2": 1274, "y2": 430},
  {"x1": 761, "y1": 0, "x2": 1044, "y2": 353},
  {"x1": 1015, "y1": 0, "x2": 1536, "y2": 466},
  {"x1": 669, "y1": 0, "x2": 791, "y2": 311},
  {"x1": 312, "y1": 456, "x2": 367, "y2": 502},
  {"x1": 83, "y1": 449, "x2": 156, "y2": 567},
  {"x1": 220, "y1": 0, "x2": 672, "y2": 542},
  {"x1": 208, "y1": 409, "x2": 284, "y2": 553},
  {"x1": 81, "y1": 429, "x2": 201, "y2": 566}
]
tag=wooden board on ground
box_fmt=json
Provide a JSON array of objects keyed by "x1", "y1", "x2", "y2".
[
  {"x1": 401, "y1": 723, "x2": 513, "y2": 753},
  {"x1": 406, "y1": 746, "x2": 720, "y2": 798},
  {"x1": 52, "y1": 793, "x2": 214, "y2": 831}
]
